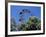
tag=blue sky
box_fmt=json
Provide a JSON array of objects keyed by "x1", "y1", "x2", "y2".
[{"x1": 11, "y1": 5, "x2": 41, "y2": 25}]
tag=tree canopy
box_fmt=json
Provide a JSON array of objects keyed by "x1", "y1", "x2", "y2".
[{"x1": 11, "y1": 16, "x2": 41, "y2": 31}]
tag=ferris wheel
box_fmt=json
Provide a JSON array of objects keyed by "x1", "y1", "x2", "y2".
[{"x1": 19, "y1": 9, "x2": 34, "y2": 24}]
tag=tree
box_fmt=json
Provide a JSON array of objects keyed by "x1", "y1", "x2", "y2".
[
  {"x1": 11, "y1": 17, "x2": 17, "y2": 31},
  {"x1": 26, "y1": 16, "x2": 41, "y2": 30}
]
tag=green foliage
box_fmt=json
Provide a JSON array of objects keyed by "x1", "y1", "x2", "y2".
[
  {"x1": 11, "y1": 18, "x2": 17, "y2": 31},
  {"x1": 11, "y1": 16, "x2": 41, "y2": 31},
  {"x1": 26, "y1": 16, "x2": 41, "y2": 30}
]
